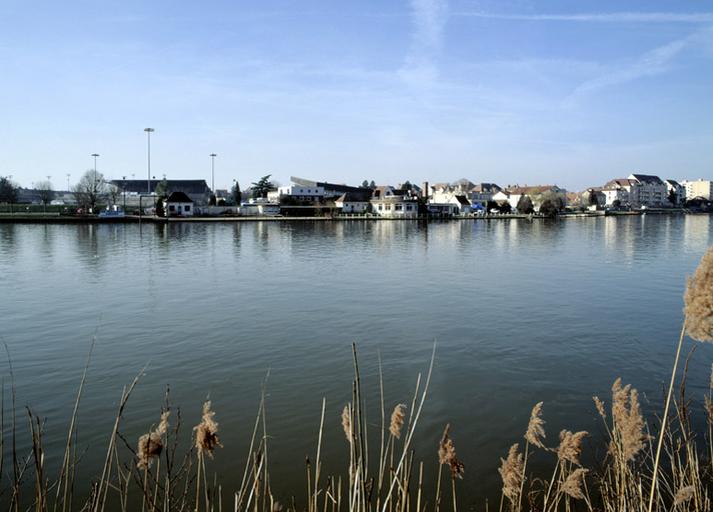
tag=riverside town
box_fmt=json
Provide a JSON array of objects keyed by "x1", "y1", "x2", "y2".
[{"x1": 1, "y1": 171, "x2": 712, "y2": 221}]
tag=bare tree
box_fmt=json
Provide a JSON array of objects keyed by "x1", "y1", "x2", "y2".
[{"x1": 73, "y1": 169, "x2": 107, "y2": 212}]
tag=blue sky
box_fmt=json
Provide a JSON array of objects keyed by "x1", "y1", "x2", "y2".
[{"x1": 1, "y1": 0, "x2": 712, "y2": 191}]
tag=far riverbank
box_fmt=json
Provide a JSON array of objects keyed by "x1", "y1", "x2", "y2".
[{"x1": 0, "y1": 209, "x2": 706, "y2": 224}]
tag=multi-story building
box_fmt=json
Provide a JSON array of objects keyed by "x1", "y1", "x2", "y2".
[
  {"x1": 602, "y1": 179, "x2": 636, "y2": 206},
  {"x1": 664, "y1": 179, "x2": 684, "y2": 205},
  {"x1": 681, "y1": 179, "x2": 713, "y2": 201},
  {"x1": 627, "y1": 174, "x2": 667, "y2": 207}
]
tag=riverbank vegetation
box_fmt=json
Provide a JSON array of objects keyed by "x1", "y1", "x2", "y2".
[{"x1": 2, "y1": 246, "x2": 713, "y2": 511}]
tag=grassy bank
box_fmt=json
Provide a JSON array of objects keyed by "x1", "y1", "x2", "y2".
[{"x1": 2, "y1": 246, "x2": 712, "y2": 512}]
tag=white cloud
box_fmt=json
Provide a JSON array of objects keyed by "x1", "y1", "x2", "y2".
[{"x1": 399, "y1": 0, "x2": 449, "y2": 87}]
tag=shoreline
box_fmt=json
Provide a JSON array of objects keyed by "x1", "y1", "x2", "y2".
[{"x1": 0, "y1": 209, "x2": 706, "y2": 224}]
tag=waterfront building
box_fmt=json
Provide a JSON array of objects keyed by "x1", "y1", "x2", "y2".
[
  {"x1": 110, "y1": 179, "x2": 211, "y2": 205},
  {"x1": 602, "y1": 179, "x2": 636, "y2": 206},
  {"x1": 370, "y1": 186, "x2": 419, "y2": 218},
  {"x1": 290, "y1": 176, "x2": 364, "y2": 199},
  {"x1": 468, "y1": 183, "x2": 501, "y2": 207},
  {"x1": 267, "y1": 184, "x2": 325, "y2": 202},
  {"x1": 664, "y1": 179, "x2": 685, "y2": 205},
  {"x1": 681, "y1": 179, "x2": 713, "y2": 201},
  {"x1": 493, "y1": 185, "x2": 565, "y2": 212},
  {"x1": 164, "y1": 191, "x2": 194, "y2": 217},
  {"x1": 627, "y1": 174, "x2": 667, "y2": 207},
  {"x1": 335, "y1": 191, "x2": 371, "y2": 214},
  {"x1": 428, "y1": 192, "x2": 473, "y2": 215}
]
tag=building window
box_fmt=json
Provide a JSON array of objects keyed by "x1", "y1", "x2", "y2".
[
  {"x1": 406, "y1": 205, "x2": 412, "y2": 211},
  {"x1": 378, "y1": 204, "x2": 383, "y2": 211},
  {"x1": 385, "y1": 204, "x2": 391, "y2": 211},
  {"x1": 169, "y1": 205, "x2": 176, "y2": 212},
  {"x1": 185, "y1": 205, "x2": 191, "y2": 212},
  {"x1": 395, "y1": 204, "x2": 403, "y2": 211}
]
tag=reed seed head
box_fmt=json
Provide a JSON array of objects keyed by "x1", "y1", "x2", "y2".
[
  {"x1": 194, "y1": 401, "x2": 222, "y2": 457},
  {"x1": 438, "y1": 424, "x2": 464, "y2": 478},
  {"x1": 137, "y1": 411, "x2": 170, "y2": 469},
  {"x1": 593, "y1": 396, "x2": 606, "y2": 420},
  {"x1": 341, "y1": 404, "x2": 352, "y2": 443},
  {"x1": 610, "y1": 379, "x2": 646, "y2": 462},
  {"x1": 524, "y1": 401, "x2": 546, "y2": 449},
  {"x1": 557, "y1": 430, "x2": 588, "y2": 465},
  {"x1": 389, "y1": 403, "x2": 406, "y2": 439},
  {"x1": 561, "y1": 468, "x2": 588, "y2": 500},
  {"x1": 684, "y1": 246, "x2": 713, "y2": 342},
  {"x1": 498, "y1": 443, "x2": 523, "y2": 505},
  {"x1": 674, "y1": 485, "x2": 695, "y2": 506}
]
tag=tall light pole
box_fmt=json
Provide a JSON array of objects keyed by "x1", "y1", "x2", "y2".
[
  {"x1": 91, "y1": 154, "x2": 100, "y2": 212},
  {"x1": 144, "y1": 128, "x2": 155, "y2": 194},
  {"x1": 66, "y1": 173, "x2": 70, "y2": 192},
  {"x1": 91, "y1": 154, "x2": 99, "y2": 182},
  {"x1": 209, "y1": 153, "x2": 217, "y2": 194}
]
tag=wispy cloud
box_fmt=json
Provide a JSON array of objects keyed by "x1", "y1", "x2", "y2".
[
  {"x1": 565, "y1": 28, "x2": 713, "y2": 104},
  {"x1": 399, "y1": 0, "x2": 449, "y2": 87},
  {"x1": 453, "y1": 11, "x2": 713, "y2": 23}
]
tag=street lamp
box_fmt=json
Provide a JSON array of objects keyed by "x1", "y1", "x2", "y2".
[
  {"x1": 66, "y1": 173, "x2": 70, "y2": 192},
  {"x1": 144, "y1": 128, "x2": 155, "y2": 194},
  {"x1": 91, "y1": 154, "x2": 100, "y2": 212},
  {"x1": 122, "y1": 175, "x2": 127, "y2": 212},
  {"x1": 91, "y1": 154, "x2": 99, "y2": 182},
  {"x1": 210, "y1": 153, "x2": 217, "y2": 194}
]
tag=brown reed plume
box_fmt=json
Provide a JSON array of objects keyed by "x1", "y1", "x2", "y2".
[
  {"x1": 341, "y1": 404, "x2": 352, "y2": 442},
  {"x1": 611, "y1": 378, "x2": 646, "y2": 462},
  {"x1": 556, "y1": 430, "x2": 588, "y2": 466},
  {"x1": 194, "y1": 401, "x2": 221, "y2": 457},
  {"x1": 649, "y1": 245, "x2": 713, "y2": 512},
  {"x1": 137, "y1": 411, "x2": 170, "y2": 469},
  {"x1": 683, "y1": 245, "x2": 713, "y2": 342},
  {"x1": 560, "y1": 468, "x2": 588, "y2": 500},
  {"x1": 499, "y1": 443, "x2": 524, "y2": 506},
  {"x1": 673, "y1": 485, "x2": 695, "y2": 506},
  {"x1": 525, "y1": 402, "x2": 546, "y2": 449},
  {"x1": 389, "y1": 404, "x2": 406, "y2": 439}
]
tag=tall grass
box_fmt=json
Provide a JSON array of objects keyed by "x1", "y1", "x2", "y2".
[{"x1": 2, "y1": 246, "x2": 712, "y2": 511}]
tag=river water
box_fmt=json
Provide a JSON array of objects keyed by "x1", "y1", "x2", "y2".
[{"x1": 1, "y1": 215, "x2": 712, "y2": 506}]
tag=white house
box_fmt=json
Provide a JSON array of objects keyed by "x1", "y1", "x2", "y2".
[
  {"x1": 428, "y1": 192, "x2": 472, "y2": 215},
  {"x1": 602, "y1": 179, "x2": 635, "y2": 206},
  {"x1": 164, "y1": 191, "x2": 194, "y2": 217},
  {"x1": 267, "y1": 184, "x2": 325, "y2": 202},
  {"x1": 335, "y1": 191, "x2": 371, "y2": 214},
  {"x1": 240, "y1": 198, "x2": 281, "y2": 216},
  {"x1": 370, "y1": 186, "x2": 419, "y2": 218}
]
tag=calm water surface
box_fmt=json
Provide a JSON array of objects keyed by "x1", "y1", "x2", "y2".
[{"x1": 1, "y1": 215, "x2": 712, "y2": 505}]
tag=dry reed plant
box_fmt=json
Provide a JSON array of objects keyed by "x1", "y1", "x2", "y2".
[
  {"x1": 524, "y1": 402, "x2": 546, "y2": 449},
  {"x1": 498, "y1": 444, "x2": 524, "y2": 507},
  {"x1": 683, "y1": 245, "x2": 713, "y2": 342},
  {"x1": 648, "y1": 244, "x2": 713, "y2": 512},
  {"x1": 137, "y1": 410, "x2": 170, "y2": 469},
  {"x1": 194, "y1": 400, "x2": 221, "y2": 457},
  {"x1": 389, "y1": 404, "x2": 406, "y2": 439}
]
